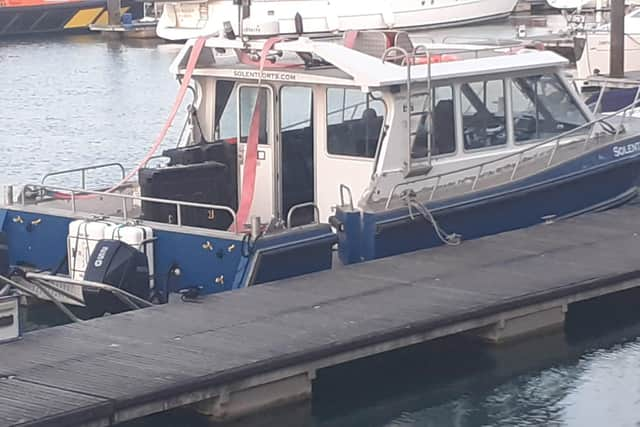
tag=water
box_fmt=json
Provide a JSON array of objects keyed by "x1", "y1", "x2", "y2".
[
  {"x1": 3, "y1": 23, "x2": 640, "y2": 427},
  {"x1": 0, "y1": 35, "x2": 186, "y2": 187}
]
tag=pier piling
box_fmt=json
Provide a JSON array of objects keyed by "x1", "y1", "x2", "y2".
[{"x1": 610, "y1": 0, "x2": 625, "y2": 77}]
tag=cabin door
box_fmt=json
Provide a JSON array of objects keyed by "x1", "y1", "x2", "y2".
[
  {"x1": 237, "y1": 85, "x2": 276, "y2": 223},
  {"x1": 279, "y1": 86, "x2": 315, "y2": 226}
]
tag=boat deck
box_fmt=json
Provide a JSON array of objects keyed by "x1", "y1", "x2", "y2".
[{"x1": 4, "y1": 203, "x2": 640, "y2": 426}]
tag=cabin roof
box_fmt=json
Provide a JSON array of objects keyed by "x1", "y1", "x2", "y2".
[{"x1": 171, "y1": 36, "x2": 569, "y2": 90}]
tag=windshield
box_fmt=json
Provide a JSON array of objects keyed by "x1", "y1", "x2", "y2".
[{"x1": 511, "y1": 73, "x2": 587, "y2": 143}]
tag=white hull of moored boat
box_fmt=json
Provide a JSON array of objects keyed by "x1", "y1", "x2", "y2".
[
  {"x1": 575, "y1": 31, "x2": 640, "y2": 80},
  {"x1": 156, "y1": 0, "x2": 519, "y2": 41}
]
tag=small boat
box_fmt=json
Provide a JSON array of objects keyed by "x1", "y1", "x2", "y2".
[
  {"x1": 0, "y1": 0, "x2": 143, "y2": 37},
  {"x1": 89, "y1": 3, "x2": 161, "y2": 39},
  {"x1": 156, "y1": 0, "x2": 519, "y2": 41},
  {"x1": 3, "y1": 27, "x2": 640, "y2": 317}
]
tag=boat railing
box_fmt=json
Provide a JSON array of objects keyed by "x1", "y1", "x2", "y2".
[
  {"x1": 41, "y1": 162, "x2": 126, "y2": 190},
  {"x1": 384, "y1": 83, "x2": 640, "y2": 209},
  {"x1": 382, "y1": 40, "x2": 543, "y2": 179},
  {"x1": 9, "y1": 183, "x2": 239, "y2": 233},
  {"x1": 572, "y1": 76, "x2": 640, "y2": 114},
  {"x1": 414, "y1": 39, "x2": 528, "y2": 61}
]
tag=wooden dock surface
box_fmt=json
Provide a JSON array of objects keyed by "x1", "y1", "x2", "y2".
[{"x1": 3, "y1": 204, "x2": 640, "y2": 426}]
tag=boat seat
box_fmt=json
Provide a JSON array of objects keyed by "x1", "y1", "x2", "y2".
[
  {"x1": 344, "y1": 30, "x2": 415, "y2": 64},
  {"x1": 344, "y1": 30, "x2": 389, "y2": 58},
  {"x1": 393, "y1": 32, "x2": 414, "y2": 55},
  {"x1": 433, "y1": 100, "x2": 456, "y2": 155},
  {"x1": 360, "y1": 108, "x2": 382, "y2": 157}
]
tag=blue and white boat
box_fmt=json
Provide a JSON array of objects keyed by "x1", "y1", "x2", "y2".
[{"x1": 2, "y1": 29, "x2": 640, "y2": 315}]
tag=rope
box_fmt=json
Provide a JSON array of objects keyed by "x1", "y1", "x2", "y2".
[{"x1": 401, "y1": 190, "x2": 461, "y2": 246}]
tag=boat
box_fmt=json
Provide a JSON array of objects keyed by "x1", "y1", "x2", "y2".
[
  {"x1": 0, "y1": 0, "x2": 143, "y2": 37},
  {"x1": 89, "y1": 3, "x2": 160, "y2": 39},
  {"x1": 573, "y1": 6, "x2": 640, "y2": 80},
  {"x1": 156, "y1": 0, "x2": 520, "y2": 41},
  {"x1": 2, "y1": 27, "x2": 640, "y2": 317}
]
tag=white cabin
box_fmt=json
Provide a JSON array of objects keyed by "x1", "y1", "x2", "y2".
[{"x1": 169, "y1": 32, "x2": 591, "y2": 227}]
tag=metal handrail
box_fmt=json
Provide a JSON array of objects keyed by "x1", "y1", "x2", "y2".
[
  {"x1": 20, "y1": 184, "x2": 239, "y2": 233},
  {"x1": 41, "y1": 162, "x2": 126, "y2": 190},
  {"x1": 413, "y1": 40, "x2": 526, "y2": 60},
  {"x1": 384, "y1": 86, "x2": 640, "y2": 209},
  {"x1": 286, "y1": 202, "x2": 319, "y2": 228},
  {"x1": 339, "y1": 184, "x2": 354, "y2": 209},
  {"x1": 382, "y1": 46, "x2": 414, "y2": 177}
]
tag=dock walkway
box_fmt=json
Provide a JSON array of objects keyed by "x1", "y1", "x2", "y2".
[{"x1": 3, "y1": 204, "x2": 640, "y2": 426}]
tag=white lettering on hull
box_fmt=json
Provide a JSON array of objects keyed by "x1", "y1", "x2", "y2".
[{"x1": 613, "y1": 141, "x2": 640, "y2": 158}]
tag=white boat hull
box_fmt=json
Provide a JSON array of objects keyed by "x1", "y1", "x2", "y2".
[
  {"x1": 157, "y1": 0, "x2": 519, "y2": 41},
  {"x1": 575, "y1": 31, "x2": 640, "y2": 79}
]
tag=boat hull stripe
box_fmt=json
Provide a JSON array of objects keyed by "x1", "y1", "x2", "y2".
[{"x1": 63, "y1": 7, "x2": 103, "y2": 29}]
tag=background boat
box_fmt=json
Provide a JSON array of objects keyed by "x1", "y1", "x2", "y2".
[
  {"x1": 156, "y1": 0, "x2": 519, "y2": 41},
  {"x1": 0, "y1": 0, "x2": 143, "y2": 37}
]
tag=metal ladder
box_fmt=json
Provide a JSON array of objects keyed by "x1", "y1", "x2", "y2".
[{"x1": 381, "y1": 44, "x2": 434, "y2": 178}]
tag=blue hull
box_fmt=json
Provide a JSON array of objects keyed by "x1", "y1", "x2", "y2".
[
  {"x1": 2, "y1": 135, "x2": 640, "y2": 305},
  {"x1": 337, "y1": 136, "x2": 640, "y2": 263}
]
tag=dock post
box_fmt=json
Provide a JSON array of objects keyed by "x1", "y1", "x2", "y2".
[
  {"x1": 107, "y1": 0, "x2": 122, "y2": 26},
  {"x1": 472, "y1": 304, "x2": 568, "y2": 343},
  {"x1": 610, "y1": 0, "x2": 625, "y2": 78},
  {"x1": 195, "y1": 370, "x2": 314, "y2": 421}
]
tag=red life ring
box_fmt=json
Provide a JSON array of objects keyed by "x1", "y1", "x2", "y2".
[{"x1": 412, "y1": 54, "x2": 459, "y2": 65}]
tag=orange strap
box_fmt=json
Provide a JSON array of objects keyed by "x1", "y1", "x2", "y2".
[
  {"x1": 115, "y1": 37, "x2": 207, "y2": 188},
  {"x1": 54, "y1": 37, "x2": 207, "y2": 200}
]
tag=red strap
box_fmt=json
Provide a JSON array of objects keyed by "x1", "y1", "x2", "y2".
[
  {"x1": 233, "y1": 91, "x2": 262, "y2": 230},
  {"x1": 54, "y1": 37, "x2": 207, "y2": 200},
  {"x1": 344, "y1": 30, "x2": 358, "y2": 49},
  {"x1": 231, "y1": 37, "x2": 285, "y2": 231}
]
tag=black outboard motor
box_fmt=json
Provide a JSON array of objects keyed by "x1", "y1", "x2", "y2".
[
  {"x1": 0, "y1": 232, "x2": 9, "y2": 277},
  {"x1": 83, "y1": 240, "x2": 150, "y2": 316}
]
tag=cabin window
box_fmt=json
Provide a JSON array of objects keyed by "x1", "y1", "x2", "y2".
[
  {"x1": 239, "y1": 86, "x2": 270, "y2": 145},
  {"x1": 411, "y1": 86, "x2": 456, "y2": 158},
  {"x1": 461, "y1": 79, "x2": 507, "y2": 151},
  {"x1": 280, "y1": 86, "x2": 315, "y2": 224},
  {"x1": 511, "y1": 74, "x2": 588, "y2": 143},
  {"x1": 326, "y1": 88, "x2": 385, "y2": 158},
  {"x1": 214, "y1": 80, "x2": 237, "y2": 141}
]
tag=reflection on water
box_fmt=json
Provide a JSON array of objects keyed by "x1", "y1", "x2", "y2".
[{"x1": 3, "y1": 26, "x2": 640, "y2": 427}]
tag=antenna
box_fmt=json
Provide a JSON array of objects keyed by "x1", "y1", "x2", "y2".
[
  {"x1": 233, "y1": 0, "x2": 251, "y2": 39},
  {"x1": 294, "y1": 12, "x2": 304, "y2": 36}
]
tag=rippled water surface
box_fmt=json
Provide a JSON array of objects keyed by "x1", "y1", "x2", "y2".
[
  {"x1": 1, "y1": 35, "x2": 186, "y2": 187},
  {"x1": 3, "y1": 24, "x2": 640, "y2": 427}
]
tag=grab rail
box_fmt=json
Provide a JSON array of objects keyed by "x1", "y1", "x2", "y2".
[
  {"x1": 384, "y1": 83, "x2": 640, "y2": 209},
  {"x1": 286, "y1": 202, "x2": 319, "y2": 228},
  {"x1": 41, "y1": 162, "x2": 126, "y2": 190},
  {"x1": 19, "y1": 184, "x2": 239, "y2": 233}
]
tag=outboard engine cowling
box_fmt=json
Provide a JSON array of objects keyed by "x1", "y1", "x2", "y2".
[{"x1": 83, "y1": 239, "x2": 150, "y2": 316}]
